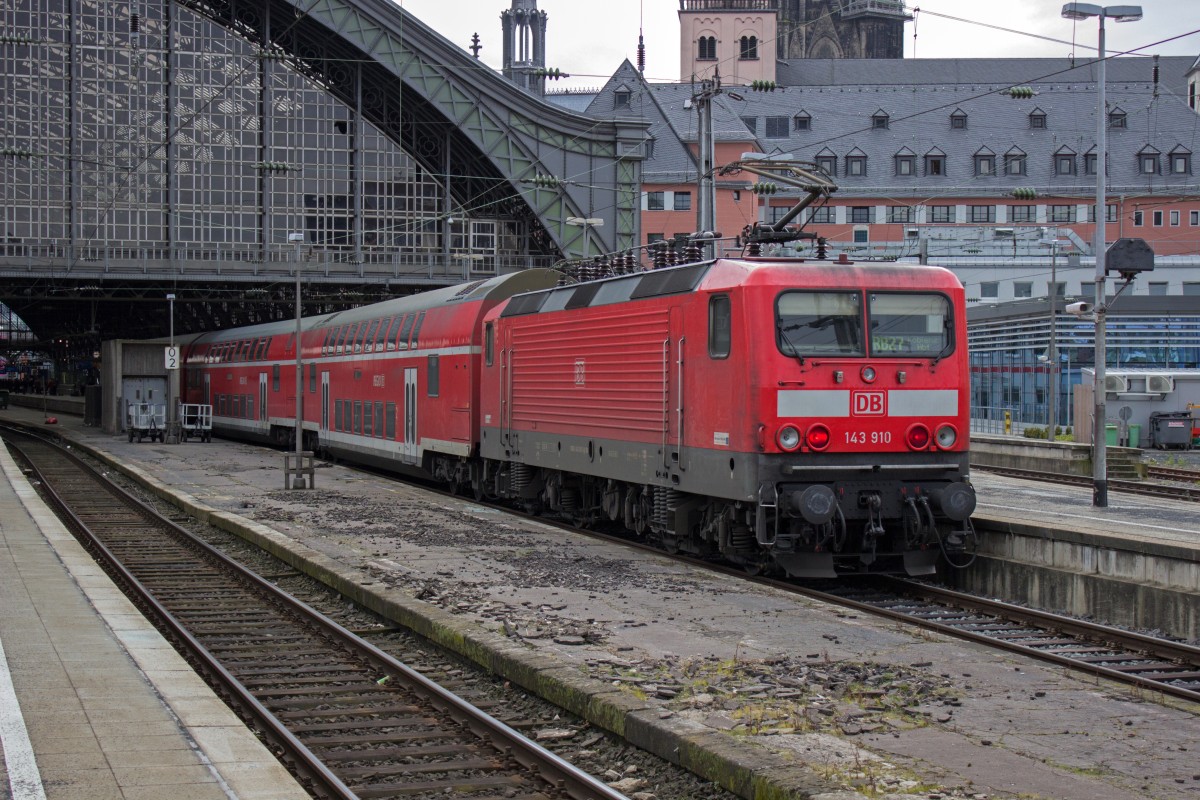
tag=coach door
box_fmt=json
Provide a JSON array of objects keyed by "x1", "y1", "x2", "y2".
[
  {"x1": 320, "y1": 372, "x2": 330, "y2": 438},
  {"x1": 402, "y1": 367, "x2": 418, "y2": 462}
]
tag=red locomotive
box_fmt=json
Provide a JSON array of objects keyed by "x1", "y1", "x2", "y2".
[{"x1": 181, "y1": 255, "x2": 975, "y2": 578}]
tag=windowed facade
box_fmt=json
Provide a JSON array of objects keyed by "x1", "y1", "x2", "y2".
[
  {"x1": 895, "y1": 154, "x2": 916, "y2": 176},
  {"x1": 673, "y1": 191, "x2": 691, "y2": 212},
  {"x1": 1005, "y1": 151, "x2": 1027, "y2": 176},
  {"x1": 1171, "y1": 210, "x2": 1181, "y2": 226},
  {"x1": 793, "y1": 112, "x2": 811, "y2": 131},
  {"x1": 1084, "y1": 152, "x2": 1104, "y2": 175},
  {"x1": 1049, "y1": 205, "x2": 1075, "y2": 223},
  {"x1": 806, "y1": 206, "x2": 834, "y2": 224},
  {"x1": 1088, "y1": 204, "x2": 1118, "y2": 223},
  {"x1": 846, "y1": 154, "x2": 867, "y2": 176},
  {"x1": 741, "y1": 116, "x2": 757, "y2": 135},
  {"x1": 950, "y1": 110, "x2": 967, "y2": 129},
  {"x1": 1133, "y1": 211, "x2": 1144, "y2": 226},
  {"x1": 872, "y1": 111, "x2": 889, "y2": 129},
  {"x1": 698, "y1": 35, "x2": 716, "y2": 60},
  {"x1": 739, "y1": 35, "x2": 758, "y2": 60},
  {"x1": 850, "y1": 206, "x2": 873, "y2": 224},
  {"x1": 887, "y1": 206, "x2": 914, "y2": 223},
  {"x1": 1192, "y1": 211, "x2": 1200, "y2": 226},
  {"x1": 1153, "y1": 210, "x2": 1164, "y2": 226},
  {"x1": 974, "y1": 153, "x2": 996, "y2": 175},
  {"x1": 1140, "y1": 152, "x2": 1160, "y2": 174},
  {"x1": 970, "y1": 205, "x2": 995, "y2": 223},
  {"x1": 765, "y1": 116, "x2": 789, "y2": 138},
  {"x1": 1109, "y1": 109, "x2": 1127, "y2": 129},
  {"x1": 925, "y1": 154, "x2": 946, "y2": 176},
  {"x1": 1009, "y1": 205, "x2": 1036, "y2": 223},
  {"x1": 1029, "y1": 109, "x2": 1047, "y2": 129},
  {"x1": 1014, "y1": 282, "x2": 1033, "y2": 298},
  {"x1": 646, "y1": 191, "x2": 664, "y2": 211},
  {"x1": 928, "y1": 205, "x2": 953, "y2": 223},
  {"x1": 981, "y1": 282, "x2": 999, "y2": 299},
  {"x1": 1055, "y1": 152, "x2": 1076, "y2": 175},
  {"x1": 1171, "y1": 151, "x2": 1192, "y2": 174},
  {"x1": 614, "y1": 90, "x2": 630, "y2": 109},
  {"x1": 815, "y1": 155, "x2": 837, "y2": 175}
]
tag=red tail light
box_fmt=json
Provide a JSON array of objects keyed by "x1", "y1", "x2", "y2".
[
  {"x1": 806, "y1": 424, "x2": 831, "y2": 451},
  {"x1": 906, "y1": 424, "x2": 931, "y2": 450}
]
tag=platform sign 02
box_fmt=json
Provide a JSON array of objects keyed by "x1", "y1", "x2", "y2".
[{"x1": 165, "y1": 346, "x2": 180, "y2": 370}]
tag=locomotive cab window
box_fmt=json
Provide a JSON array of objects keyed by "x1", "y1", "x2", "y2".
[
  {"x1": 776, "y1": 292, "x2": 864, "y2": 356},
  {"x1": 708, "y1": 295, "x2": 731, "y2": 358},
  {"x1": 867, "y1": 293, "x2": 952, "y2": 357}
]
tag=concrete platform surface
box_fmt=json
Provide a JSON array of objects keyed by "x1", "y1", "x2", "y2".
[
  {"x1": 3, "y1": 406, "x2": 1200, "y2": 800},
  {"x1": 0, "y1": 437, "x2": 307, "y2": 799}
]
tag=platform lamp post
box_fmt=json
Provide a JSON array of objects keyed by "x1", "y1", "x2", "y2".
[
  {"x1": 1061, "y1": 2, "x2": 1142, "y2": 507},
  {"x1": 288, "y1": 232, "x2": 307, "y2": 489},
  {"x1": 565, "y1": 216, "x2": 603, "y2": 260}
]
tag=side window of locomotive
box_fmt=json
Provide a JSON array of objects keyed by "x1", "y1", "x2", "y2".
[
  {"x1": 775, "y1": 292, "x2": 864, "y2": 356},
  {"x1": 485, "y1": 323, "x2": 494, "y2": 366},
  {"x1": 867, "y1": 293, "x2": 952, "y2": 357},
  {"x1": 708, "y1": 295, "x2": 731, "y2": 359}
]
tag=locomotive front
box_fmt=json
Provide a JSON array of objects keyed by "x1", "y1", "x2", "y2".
[{"x1": 749, "y1": 264, "x2": 976, "y2": 578}]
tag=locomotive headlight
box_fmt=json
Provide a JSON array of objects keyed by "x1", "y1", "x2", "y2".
[
  {"x1": 936, "y1": 424, "x2": 958, "y2": 448},
  {"x1": 777, "y1": 425, "x2": 802, "y2": 451},
  {"x1": 860, "y1": 366, "x2": 877, "y2": 383},
  {"x1": 905, "y1": 423, "x2": 931, "y2": 450},
  {"x1": 806, "y1": 424, "x2": 831, "y2": 451}
]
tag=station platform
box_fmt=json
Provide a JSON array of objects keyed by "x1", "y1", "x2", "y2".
[
  {"x1": 0, "y1": 422, "x2": 306, "y2": 798},
  {"x1": 2, "y1": 404, "x2": 1199, "y2": 800}
]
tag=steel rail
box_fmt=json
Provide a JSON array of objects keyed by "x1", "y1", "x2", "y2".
[{"x1": 2, "y1": 426, "x2": 631, "y2": 800}]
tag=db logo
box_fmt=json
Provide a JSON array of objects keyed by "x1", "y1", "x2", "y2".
[{"x1": 852, "y1": 391, "x2": 885, "y2": 416}]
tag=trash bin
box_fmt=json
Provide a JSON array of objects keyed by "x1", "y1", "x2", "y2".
[
  {"x1": 1150, "y1": 411, "x2": 1193, "y2": 449},
  {"x1": 1128, "y1": 423, "x2": 1141, "y2": 449},
  {"x1": 1105, "y1": 424, "x2": 1118, "y2": 446}
]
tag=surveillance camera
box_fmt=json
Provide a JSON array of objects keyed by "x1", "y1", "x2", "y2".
[{"x1": 1065, "y1": 301, "x2": 1093, "y2": 316}]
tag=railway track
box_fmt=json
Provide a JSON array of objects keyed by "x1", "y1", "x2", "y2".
[
  {"x1": 975, "y1": 463, "x2": 1200, "y2": 501},
  {"x1": 811, "y1": 577, "x2": 1200, "y2": 705},
  {"x1": 3, "y1": 428, "x2": 630, "y2": 800}
]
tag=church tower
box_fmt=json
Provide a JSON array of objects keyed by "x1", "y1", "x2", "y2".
[
  {"x1": 679, "y1": 0, "x2": 909, "y2": 83},
  {"x1": 502, "y1": 0, "x2": 549, "y2": 96},
  {"x1": 778, "y1": 0, "x2": 910, "y2": 60},
  {"x1": 678, "y1": 0, "x2": 779, "y2": 85}
]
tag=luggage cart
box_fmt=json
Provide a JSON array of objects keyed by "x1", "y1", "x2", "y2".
[
  {"x1": 126, "y1": 402, "x2": 166, "y2": 443},
  {"x1": 179, "y1": 403, "x2": 213, "y2": 443}
]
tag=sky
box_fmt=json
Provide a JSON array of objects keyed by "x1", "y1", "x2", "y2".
[{"x1": 392, "y1": 0, "x2": 1200, "y2": 90}]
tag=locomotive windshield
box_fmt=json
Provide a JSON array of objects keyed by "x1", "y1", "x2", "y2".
[
  {"x1": 868, "y1": 293, "x2": 952, "y2": 357},
  {"x1": 776, "y1": 292, "x2": 864, "y2": 356},
  {"x1": 775, "y1": 291, "x2": 951, "y2": 359}
]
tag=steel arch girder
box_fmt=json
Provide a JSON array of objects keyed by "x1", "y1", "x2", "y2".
[{"x1": 298, "y1": 0, "x2": 646, "y2": 257}]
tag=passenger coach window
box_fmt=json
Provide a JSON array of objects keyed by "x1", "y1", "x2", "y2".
[
  {"x1": 868, "y1": 293, "x2": 952, "y2": 357},
  {"x1": 363, "y1": 320, "x2": 380, "y2": 352},
  {"x1": 385, "y1": 316, "x2": 403, "y2": 350},
  {"x1": 397, "y1": 314, "x2": 414, "y2": 350},
  {"x1": 776, "y1": 292, "x2": 864, "y2": 356},
  {"x1": 708, "y1": 295, "x2": 731, "y2": 358},
  {"x1": 427, "y1": 354, "x2": 439, "y2": 397},
  {"x1": 485, "y1": 323, "x2": 494, "y2": 366}
]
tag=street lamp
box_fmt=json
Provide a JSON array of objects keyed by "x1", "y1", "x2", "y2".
[
  {"x1": 288, "y1": 232, "x2": 307, "y2": 489},
  {"x1": 565, "y1": 216, "x2": 603, "y2": 260},
  {"x1": 1060, "y1": 2, "x2": 1142, "y2": 507}
]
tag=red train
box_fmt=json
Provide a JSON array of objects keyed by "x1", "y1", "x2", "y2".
[{"x1": 181, "y1": 256, "x2": 976, "y2": 578}]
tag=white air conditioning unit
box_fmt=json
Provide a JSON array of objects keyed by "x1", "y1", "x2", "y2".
[
  {"x1": 1147, "y1": 374, "x2": 1175, "y2": 393},
  {"x1": 1104, "y1": 374, "x2": 1129, "y2": 393}
]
